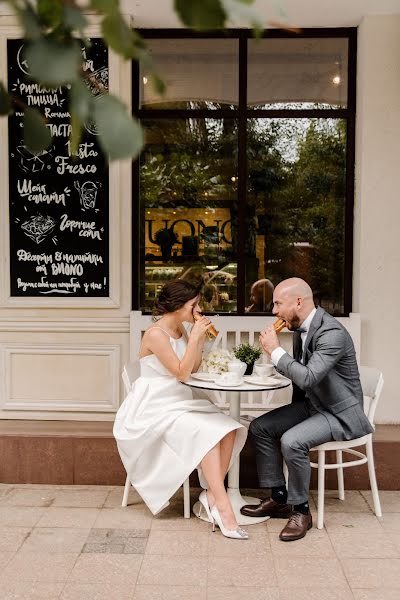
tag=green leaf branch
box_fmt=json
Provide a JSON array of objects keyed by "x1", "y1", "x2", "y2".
[{"x1": 0, "y1": 0, "x2": 275, "y2": 160}]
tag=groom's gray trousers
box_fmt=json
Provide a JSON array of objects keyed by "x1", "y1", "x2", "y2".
[{"x1": 249, "y1": 401, "x2": 334, "y2": 505}]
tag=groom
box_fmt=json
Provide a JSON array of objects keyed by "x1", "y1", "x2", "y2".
[{"x1": 241, "y1": 277, "x2": 373, "y2": 541}]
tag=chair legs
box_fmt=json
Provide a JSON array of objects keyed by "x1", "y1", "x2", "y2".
[
  {"x1": 336, "y1": 450, "x2": 345, "y2": 501},
  {"x1": 366, "y1": 436, "x2": 382, "y2": 517},
  {"x1": 183, "y1": 477, "x2": 190, "y2": 518},
  {"x1": 122, "y1": 474, "x2": 191, "y2": 518},
  {"x1": 317, "y1": 450, "x2": 326, "y2": 529},
  {"x1": 122, "y1": 474, "x2": 131, "y2": 507}
]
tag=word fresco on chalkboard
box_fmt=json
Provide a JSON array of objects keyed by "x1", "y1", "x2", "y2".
[{"x1": 7, "y1": 39, "x2": 109, "y2": 297}]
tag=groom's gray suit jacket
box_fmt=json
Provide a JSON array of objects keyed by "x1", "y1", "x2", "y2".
[{"x1": 275, "y1": 307, "x2": 374, "y2": 441}]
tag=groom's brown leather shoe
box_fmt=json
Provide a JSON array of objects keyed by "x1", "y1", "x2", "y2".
[
  {"x1": 240, "y1": 498, "x2": 292, "y2": 518},
  {"x1": 279, "y1": 511, "x2": 313, "y2": 541}
]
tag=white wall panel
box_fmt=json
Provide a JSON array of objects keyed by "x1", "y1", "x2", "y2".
[{"x1": 1, "y1": 344, "x2": 120, "y2": 411}]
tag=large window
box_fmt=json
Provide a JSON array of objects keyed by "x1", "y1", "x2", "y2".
[{"x1": 133, "y1": 29, "x2": 356, "y2": 315}]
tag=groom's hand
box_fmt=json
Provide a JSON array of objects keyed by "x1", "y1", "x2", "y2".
[{"x1": 259, "y1": 327, "x2": 279, "y2": 356}]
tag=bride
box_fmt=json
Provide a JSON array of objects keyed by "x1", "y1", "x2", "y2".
[{"x1": 114, "y1": 279, "x2": 248, "y2": 539}]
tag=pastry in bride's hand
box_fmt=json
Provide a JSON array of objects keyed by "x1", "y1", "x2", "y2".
[{"x1": 193, "y1": 311, "x2": 218, "y2": 340}]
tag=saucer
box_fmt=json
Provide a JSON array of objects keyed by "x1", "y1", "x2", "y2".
[
  {"x1": 214, "y1": 375, "x2": 243, "y2": 387},
  {"x1": 243, "y1": 375, "x2": 283, "y2": 387},
  {"x1": 253, "y1": 369, "x2": 276, "y2": 378},
  {"x1": 191, "y1": 372, "x2": 216, "y2": 382}
]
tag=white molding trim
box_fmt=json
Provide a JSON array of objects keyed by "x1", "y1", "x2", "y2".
[
  {"x1": 0, "y1": 316, "x2": 129, "y2": 333},
  {"x1": 0, "y1": 19, "x2": 124, "y2": 308},
  {"x1": 1, "y1": 343, "x2": 120, "y2": 411}
]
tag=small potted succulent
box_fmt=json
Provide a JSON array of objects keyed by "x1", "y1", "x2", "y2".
[{"x1": 232, "y1": 342, "x2": 262, "y2": 375}]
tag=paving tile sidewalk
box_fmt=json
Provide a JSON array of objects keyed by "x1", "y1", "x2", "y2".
[{"x1": 0, "y1": 484, "x2": 399, "y2": 599}]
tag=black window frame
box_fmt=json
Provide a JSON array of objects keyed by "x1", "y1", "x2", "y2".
[{"x1": 132, "y1": 28, "x2": 357, "y2": 316}]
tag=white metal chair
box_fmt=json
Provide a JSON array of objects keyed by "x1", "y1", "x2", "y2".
[
  {"x1": 120, "y1": 362, "x2": 191, "y2": 518},
  {"x1": 310, "y1": 366, "x2": 384, "y2": 529}
]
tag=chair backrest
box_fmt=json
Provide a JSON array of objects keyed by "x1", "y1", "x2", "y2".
[
  {"x1": 129, "y1": 310, "x2": 362, "y2": 413},
  {"x1": 359, "y1": 365, "x2": 384, "y2": 425},
  {"x1": 122, "y1": 361, "x2": 140, "y2": 394},
  {"x1": 130, "y1": 311, "x2": 361, "y2": 360}
]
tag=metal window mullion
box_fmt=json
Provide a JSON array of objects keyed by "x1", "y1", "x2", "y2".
[
  {"x1": 236, "y1": 33, "x2": 248, "y2": 315},
  {"x1": 343, "y1": 29, "x2": 357, "y2": 315},
  {"x1": 132, "y1": 58, "x2": 141, "y2": 310}
]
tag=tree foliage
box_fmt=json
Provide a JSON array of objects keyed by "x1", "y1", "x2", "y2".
[
  {"x1": 140, "y1": 115, "x2": 347, "y2": 311},
  {"x1": 0, "y1": 0, "x2": 264, "y2": 160}
]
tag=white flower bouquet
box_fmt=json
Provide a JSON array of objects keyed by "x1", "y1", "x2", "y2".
[{"x1": 200, "y1": 348, "x2": 233, "y2": 374}]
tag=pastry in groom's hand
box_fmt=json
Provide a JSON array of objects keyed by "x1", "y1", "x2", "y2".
[{"x1": 273, "y1": 318, "x2": 286, "y2": 333}]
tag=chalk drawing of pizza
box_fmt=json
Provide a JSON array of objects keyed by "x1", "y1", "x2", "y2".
[{"x1": 21, "y1": 214, "x2": 56, "y2": 244}]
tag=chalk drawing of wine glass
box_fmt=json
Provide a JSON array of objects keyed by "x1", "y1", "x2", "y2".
[
  {"x1": 21, "y1": 214, "x2": 56, "y2": 244},
  {"x1": 74, "y1": 181, "x2": 98, "y2": 210}
]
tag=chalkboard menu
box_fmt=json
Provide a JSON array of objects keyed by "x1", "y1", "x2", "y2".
[{"x1": 7, "y1": 39, "x2": 109, "y2": 297}]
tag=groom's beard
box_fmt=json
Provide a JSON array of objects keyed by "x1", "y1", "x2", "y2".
[{"x1": 285, "y1": 312, "x2": 301, "y2": 331}]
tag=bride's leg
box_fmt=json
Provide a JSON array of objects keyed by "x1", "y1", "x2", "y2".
[
  {"x1": 200, "y1": 441, "x2": 238, "y2": 531},
  {"x1": 220, "y1": 430, "x2": 236, "y2": 477},
  {"x1": 207, "y1": 430, "x2": 236, "y2": 508}
]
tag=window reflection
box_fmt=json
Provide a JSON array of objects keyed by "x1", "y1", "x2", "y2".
[
  {"x1": 141, "y1": 39, "x2": 239, "y2": 109},
  {"x1": 140, "y1": 119, "x2": 238, "y2": 313},
  {"x1": 248, "y1": 38, "x2": 348, "y2": 109},
  {"x1": 136, "y1": 33, "x2": 354, "y2": 316},
  {"x1": 246, "y1": 118, "x2": 346, "y2": 314}
]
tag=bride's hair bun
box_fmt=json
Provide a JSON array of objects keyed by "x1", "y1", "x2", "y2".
[{"x1": 153, "y1": 279, "x2": 202, "y2": 318}]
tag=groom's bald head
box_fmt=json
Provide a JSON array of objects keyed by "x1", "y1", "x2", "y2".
[
  {"x1": 275, "y1": 278, "x2": 313, "y2": 302},
  {"x1": 272, "y1": 278, "x2": 315, "y2": 329}
]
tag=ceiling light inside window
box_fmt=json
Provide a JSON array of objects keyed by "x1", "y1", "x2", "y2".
[{"x1": 332, "y1": 75, "x2": 341, "y2": 85}]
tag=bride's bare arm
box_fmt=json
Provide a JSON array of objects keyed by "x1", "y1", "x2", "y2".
[
  {"x1": 143, "y1": 317, "x2": 210, "y2": 381},
  {"x1": 192, "y1": 333, "x2": 206, "y2": 373}
]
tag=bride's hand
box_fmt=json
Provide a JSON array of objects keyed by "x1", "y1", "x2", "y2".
[{"x1": 191, "y1": 315, "x2": 211, "y2": 340}]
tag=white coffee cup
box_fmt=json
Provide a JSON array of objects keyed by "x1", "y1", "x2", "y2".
[
  {"x1": 253, "y1": 364, "x2": 275, "y2": 378},
  {"x1": 219, "y1": 371, "x2": 241, "y2": 384}
]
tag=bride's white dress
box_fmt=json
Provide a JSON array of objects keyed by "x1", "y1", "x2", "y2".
[{"x1": 113, "y1": 333, "x2": 247, "y2": 515}]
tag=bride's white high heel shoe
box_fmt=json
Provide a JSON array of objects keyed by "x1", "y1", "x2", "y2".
[
  {"x1": 210, "y1": 506, "x2": 249, "y2": 539},
  {"x1": 198, "y1": 490, "x2": 214, "y2": 524}
]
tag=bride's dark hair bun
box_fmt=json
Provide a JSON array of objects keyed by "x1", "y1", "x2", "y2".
[{"x1": 153, "y1": 279, "x2": 202, "y2": 316}]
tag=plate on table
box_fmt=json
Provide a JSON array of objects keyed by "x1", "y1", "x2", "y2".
[
  {"x1": 191, "y1": 372, "x2": 216, "y2": 382},
  {"x1": 214, "y1": 375, "x2": 243, "y2": 387},
  {"x1": 243, "y1": 375, "x2": 284, "y2": 387}
]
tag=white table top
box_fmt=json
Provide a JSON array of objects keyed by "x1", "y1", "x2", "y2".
[{"x1": 183, "y1": 375, "x2": 291, "y2": 393}]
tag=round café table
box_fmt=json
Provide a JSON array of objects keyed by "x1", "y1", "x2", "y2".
[{"x1": 183, "y1": 375, "x2": 291, "y2": 525}]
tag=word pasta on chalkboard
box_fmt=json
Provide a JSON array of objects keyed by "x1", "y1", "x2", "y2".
[{"x1": 7, "y1": 39, "x2": 109, "y2": 297}]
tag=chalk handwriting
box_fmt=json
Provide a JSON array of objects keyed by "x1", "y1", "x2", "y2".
[
  {"x1": 17, "y1": 179, "x2": 69, "y2": 206},
  {"x1": 47, "y1": 123, "x2": 72, "y2": 137},
  {"x1": 59, "y1": 214, "x2": 103, "y2": 240},
  {"x1": 55, "y1": 156, "x2": 97, "y2": 175},
  {"x1": 66, "y1": 141, "x2": 98, "y2": 159}
]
